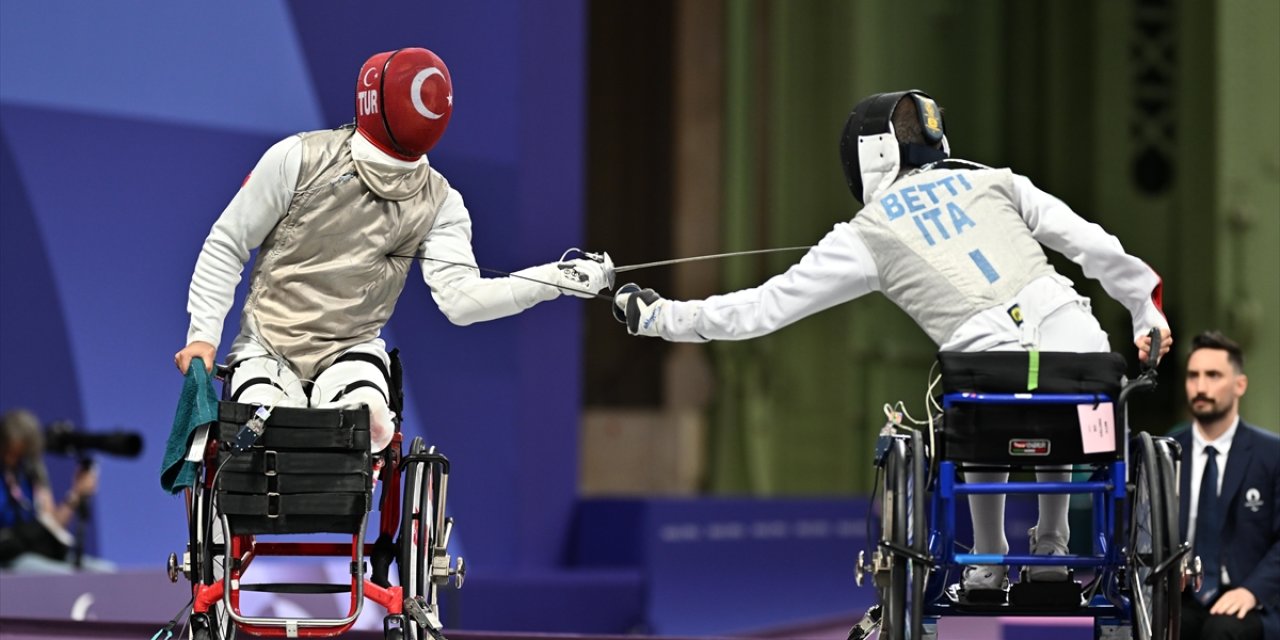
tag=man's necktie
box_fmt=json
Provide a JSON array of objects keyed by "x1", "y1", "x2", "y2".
[{"x1": 1195, "y1": 445, "x2": 1221, "y2": 605}]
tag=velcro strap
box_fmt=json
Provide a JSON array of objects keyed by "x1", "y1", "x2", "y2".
[
  {"x1": 217, "y1": 473, "x2": 369, "y2": 495},
  {"x1": 218, "y1": 492, "x2": 368, "y2": 518},
  {"x1": 1027, "y1": 351, "x2": 1041, "y2": 391},
  {"x1": 218, "y1": 402, "x2": 369, "y2": 431},
  {"x1": 216, "y1": 423, "x2": 366, "y2": 450},
  {"x1": 220, "y1": 450, "x2": 369, "y2": 475}
]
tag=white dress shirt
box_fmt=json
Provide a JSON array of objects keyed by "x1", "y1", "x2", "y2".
[{"x1": 1188, "y1": 417, "x2": 1240, "y2": 584}]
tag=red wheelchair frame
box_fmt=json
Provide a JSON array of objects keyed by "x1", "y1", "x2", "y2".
[{"x1": 170, "y1": 361, "x2": 463, "y2": 640}]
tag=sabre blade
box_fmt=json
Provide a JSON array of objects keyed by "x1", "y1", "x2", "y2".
[{"x1": 613, "y1": 246, "x2": 811, "y2": 273}]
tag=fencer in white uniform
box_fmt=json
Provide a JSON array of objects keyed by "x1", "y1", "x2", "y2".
[
  {"x1": 614, "y1": 91, "x2": 1172, "y2": 592},
  {"x1": 176, "y1": 48, "x2": 612, "y2": 452}
]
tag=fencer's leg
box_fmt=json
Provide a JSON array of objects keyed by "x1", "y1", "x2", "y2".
[
  {"x1": 311, "y1": 346, "x2": 395, "y2": 452},
  {"x1": 966, "y1": 470, "x2": 1010, "y2": 555},
  {"x1": 328, "y1": 386, "x2": 395, "y2": 452},
  {"x1": 1027, "y1": 466, "x2": 1072, "y2": 581},
  {"x1": 1034, "y1": 467, "x2": 1072, "y2": 543},
  {"x1": 1028, "y1": 302, "x2": 1103, "y2": 583},
  {"x1": 216, "y1": 355, "x2": 311, "y2": 588},
  {"x1": 963, "y1": 470, "x2": 1010, "y2": 590},
  {"x1": 1037, "y1": 301, "x2": 1111, "y2": 353},
  {"x1": 226, "y1": 356, "x2": 309, "y2": 407}
]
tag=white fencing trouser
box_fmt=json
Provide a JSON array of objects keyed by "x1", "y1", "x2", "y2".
[
  {"x1": 965, "y1": 300, "x2": 1110, "y2": 559},
  {"x1": 227, "y1": 343, "x2": 396, "y2": 452}
]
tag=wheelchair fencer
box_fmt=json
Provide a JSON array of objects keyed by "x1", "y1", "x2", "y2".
[
  {"x1": 852, "y1": 330, "x2": 1198, "y2": 640},
  {"x1": 165, "y1": 351, "x2": 465, "y2": 640}
]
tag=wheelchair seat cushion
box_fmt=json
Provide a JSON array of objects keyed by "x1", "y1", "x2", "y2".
[
  {"x1": 215, "y1": 402, "x2": 372, "y2": 535},
  {"x1": 938, "y1": 351, "x2": 1125, "y2": 396},
  {"x1": 937, "y1": 351, "x2": 1126, "y2": 465}
]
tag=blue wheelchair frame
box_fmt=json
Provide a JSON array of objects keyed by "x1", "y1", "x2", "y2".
[
  {"x1": 928, "y1": 391, "x2": 1131, "y2": 627},
  {"x1": 856, "y1": 357, "x2": 1189, "y2": 640}
]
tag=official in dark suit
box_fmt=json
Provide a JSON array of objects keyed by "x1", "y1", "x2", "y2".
[{"x1": 1173, "y1": 331, "x2": 1279, "y2": 640}]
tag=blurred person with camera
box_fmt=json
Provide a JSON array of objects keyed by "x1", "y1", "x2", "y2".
[{"x1": 0, "y1": 409, "x2": 114, "y2": 574}]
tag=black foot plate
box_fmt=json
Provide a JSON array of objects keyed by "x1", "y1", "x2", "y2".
[{"x1": 1009, "y1": 580, "x2": 1083, "y2": 610}]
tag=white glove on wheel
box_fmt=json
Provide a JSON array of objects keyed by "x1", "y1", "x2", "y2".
[{"x1": 612, "y1": 283, "x2": 666, "y2": 337}]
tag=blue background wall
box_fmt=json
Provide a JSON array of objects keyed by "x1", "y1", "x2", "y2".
[{"x1": 0, "y1": 0, "x2": 586, "y2": 571}]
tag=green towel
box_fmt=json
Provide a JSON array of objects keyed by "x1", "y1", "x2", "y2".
[{"x1": 160, "y1": 364, "x2": 220, "y2": 494}]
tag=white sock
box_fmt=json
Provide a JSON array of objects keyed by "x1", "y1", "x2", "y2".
[
  {"x1": 1034, "y1": 466, "x2": 1072, "y2": 547},
  {"x1": 965, "y1": 470, "x2": 1010, "y2": 556}
]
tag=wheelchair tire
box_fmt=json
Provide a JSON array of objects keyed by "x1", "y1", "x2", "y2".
[
  {"x1": 1154, "y1": 438, "x2": 1182, "y2": 638},
  {"x1": 908, "y1": 430, "x2": 928, "y2": 640},
  {"x1": 399, "y1": 437, "x2": 439, "y2": 640},
  {"x1": 1127, "y1": 432, "x2": 1178, "y2": 640},
  {"x1": 876, "y1": 438, "x2": 910, "y2": 640}
]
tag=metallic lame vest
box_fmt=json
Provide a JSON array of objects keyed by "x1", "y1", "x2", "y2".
[
  {"x1": 240, "y1": 127, "x2": 447, "y2": 379},
  {"x1": 852, "y1": 166, "x2": 1056, "y2": 344}
]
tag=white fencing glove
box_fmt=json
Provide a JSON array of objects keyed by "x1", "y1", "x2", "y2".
[
  {"x1": 612, "y1": 283, "x2": 667, "y2": 337},
  {"x1": 543, "y1": 249, "x2": 612, "y2": 299},
  {"x1": 556, "y1": 255, "x2": 613, "y2": 299}
]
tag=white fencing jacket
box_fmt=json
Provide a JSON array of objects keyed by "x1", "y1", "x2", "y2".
[
  {"x1": 656, "y1": 166, "x2": 1167, "y2": 351},
  {"x1": 186, "y1": 132, "x2": 563, "y2": 364}
]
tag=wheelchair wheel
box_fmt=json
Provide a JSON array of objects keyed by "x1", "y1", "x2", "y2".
[
  {"x1": 399, "y1": 437, "x2": 437, "y2": 640},
  {"x1": 907, "y1": 430, "x2": 928, "y2": 640},
  {"x1": 875, "y1": 435, "x2": 926, "y2": 640},
  {"x1": 188, "y1": 475, "x2": 238, "y2": 639},
  {"x1": 1127, "y1": 432, "x2": 1179, "y2": 640},
  {"x1": 1154, "y1": 439, "x2": 1182, "y2": 636}
]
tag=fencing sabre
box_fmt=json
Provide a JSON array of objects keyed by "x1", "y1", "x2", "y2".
[{"x1": 387, "y1": 245, "x2": 814, "y2": 301}]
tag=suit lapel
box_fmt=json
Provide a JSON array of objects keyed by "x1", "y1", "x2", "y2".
[
  {"x1": 1177, "y1": 429, "x2": 1193, "y2": 540},
  {"x1": 1219, "y1": 424, "x2": 1255, "y2": 525}
]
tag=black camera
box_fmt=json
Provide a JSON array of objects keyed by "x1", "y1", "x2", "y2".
[{"x1": 45, "y1": 422, "x2": 143, "y2": 458}]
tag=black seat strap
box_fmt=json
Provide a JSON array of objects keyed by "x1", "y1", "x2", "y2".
[
  {"x1": 331, "y1": 352, "x2": 393, "y2": 387},
  {"x1": 218, "y1": 492, "x2": 367, "y2": 518},
  {"x1": 230, "y1": 377, "x2": 283, "y2": 402},
  {"x1": 329, "y1": 380, "x2": 388, "y2": 404}
]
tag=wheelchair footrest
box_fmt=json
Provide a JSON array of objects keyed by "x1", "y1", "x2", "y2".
[
  {"x1": 1009, "y1": 579, "x2": 1082, "y2": 610},
  {"x1": 957, "y1": 587, "x2": 1008, "y2": 605},
  {"x1": 238, "y1": 582, "x2": 353, "y2": 594}
]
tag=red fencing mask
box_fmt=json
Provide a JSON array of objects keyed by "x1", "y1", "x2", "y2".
[{"x1": 356, "y1": 48, "x2": 453, "y2": 159}]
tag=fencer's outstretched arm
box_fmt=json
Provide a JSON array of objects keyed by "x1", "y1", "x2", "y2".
[
  {"x1": 619, "y1": 221, "x2": 881, "y2": 341},
  {"x1": 186, "y1": 137, "x2": 301, "y2": 349},
  {"x1": 1012, "y1": 174, "x2": 1169, "y2": 343},
  {"x1": 420, "y1": 188, "x2": 609, "y2": 325}
]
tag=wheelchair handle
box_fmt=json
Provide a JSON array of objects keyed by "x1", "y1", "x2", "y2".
[
  {"x1": 1118, "y1": 330, "x2": 1162, "y2": 408},
  {"x1": 1143, "y1": 326, "x2": 1161, "y2": 372}
]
